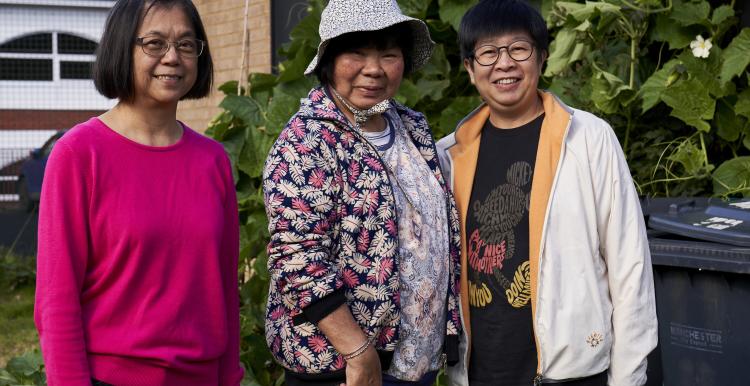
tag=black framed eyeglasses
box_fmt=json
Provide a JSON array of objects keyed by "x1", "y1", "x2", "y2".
[
  {"x1": 472, "y1": 40, "x2": 535, "y2": 66},
  {"x1": 135, "y1": 36, "x2": 205, "y2": 58}
]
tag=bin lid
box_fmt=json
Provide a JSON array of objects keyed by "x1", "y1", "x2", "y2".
[
  {"x1": 649, "y1": 199, "x2": 750, "y2": 247},
  {"x1": 648, "y1": 236, "x2": 750, "y2": 273},
  {"x1": 648, "y1": 199, "x2": 750, "y2": 273}
]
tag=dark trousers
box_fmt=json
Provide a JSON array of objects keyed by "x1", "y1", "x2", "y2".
[
  {"x1": 542, "y1": 370, "x2": 608, "y2": 386},
  {"x1": 382, "y1": 370, "x2": 439, "y2": 386},
  {"x1": 284, "y1": 369, "x2": 439, "y2": 386}
]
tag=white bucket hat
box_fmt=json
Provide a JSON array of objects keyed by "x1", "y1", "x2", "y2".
[{"x1": 304, "y1": 0, "x2": 436, "y2": 76}]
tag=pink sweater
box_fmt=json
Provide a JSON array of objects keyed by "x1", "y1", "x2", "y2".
[{"x1": 35, "y1": 118, "x2": 243, "y2": 386}]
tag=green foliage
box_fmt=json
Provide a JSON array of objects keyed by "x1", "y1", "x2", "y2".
[
  {"x1": 0, "y1": 351, "x2": 45, "y2": 386},
  {"x1": 0, "y1": 249, "x2": 36, "y2": 291},
  {"x1": 545, "y1": 0, "x2": 750, "y2": 197},
  {"x1": 0, "y1": 284, "x2": 41, "y2": 384}
]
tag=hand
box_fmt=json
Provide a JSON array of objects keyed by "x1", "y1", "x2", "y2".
[{"x1": 340, "y1": 346, "x2": 381, "y2": 386}]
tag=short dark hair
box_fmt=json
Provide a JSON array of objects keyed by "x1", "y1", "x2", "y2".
[
  {"x1": 93, "y1": 0, "x2": 213, "y2": 101},
  {"x1": 313, "y1": 23, "x2": 414, "y2": 86},
  {"x1": 458, "y1": 0, "x2": 549, "y2": 62}
]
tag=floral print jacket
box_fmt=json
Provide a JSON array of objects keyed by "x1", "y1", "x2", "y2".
[{"x1": 263, "y1": 86, "x2": 462, "y2": 375}]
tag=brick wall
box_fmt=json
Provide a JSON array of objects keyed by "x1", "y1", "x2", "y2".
[
  {"x1": 177, "y1": 0, "x2": 272, "y2": 133},
  {"x1": 0, "y1": 110, "x2": 105, "y2": 130}
]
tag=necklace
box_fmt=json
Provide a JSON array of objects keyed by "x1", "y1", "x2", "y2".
[
  {"x1": 330, "y1": 87, "x2": 392, "y2": 126},
  {"x1": 330, "y1": 87, "x2": 426, "y2": 239}
]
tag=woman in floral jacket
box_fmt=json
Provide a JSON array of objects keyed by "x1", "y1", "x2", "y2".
[{"x1": 262, "y1": 1, "x2": 462, "y2": 386}]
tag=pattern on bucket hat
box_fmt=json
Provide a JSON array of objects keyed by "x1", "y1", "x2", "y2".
[{"x1": 304, "y1": 0, "x2": 435, "y2": 76}]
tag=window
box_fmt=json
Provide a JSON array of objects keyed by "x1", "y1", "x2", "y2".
[
  {"x1": 0, "y1": 58, "x2": 53, "y2": 81},
  {"x1": 58, "y1": 33, "x2": 97, "y2": 55},
  {"x1": 0, "y1": 33, "x2": 52, "y2": 54},
  {"x1": 0, "y1": 32, "x2": 97, "y2": 81}
]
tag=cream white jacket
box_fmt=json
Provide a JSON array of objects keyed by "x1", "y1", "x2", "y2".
[{"x1": 436, "y1": 92, "x2": 658, "y2": 386}]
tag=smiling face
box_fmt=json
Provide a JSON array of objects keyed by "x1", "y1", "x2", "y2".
[
  {"x1": 131, "y1": 5, "x2": 198, "y2": 108},
  {"x1": 330, "y1": 45, "x2": 405, "y2": 110},
  {"x1": 465, "y1": 31, "x2": 546, "y2": 126}
]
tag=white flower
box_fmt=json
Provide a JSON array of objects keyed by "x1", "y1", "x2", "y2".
[{"x1": 690, "y1": 35, "x2": 712, "y2": 58}]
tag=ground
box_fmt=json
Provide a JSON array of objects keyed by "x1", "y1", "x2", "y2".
[{"x1": 0, "y1": 285, "x2": 37, "y2": 367}]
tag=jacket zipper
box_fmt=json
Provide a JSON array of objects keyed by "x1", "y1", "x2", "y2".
[{"x1": 531, "y1": 112, "x2": 574, "y2": 383}]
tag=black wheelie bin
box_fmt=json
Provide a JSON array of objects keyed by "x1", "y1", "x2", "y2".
[{"x1": 646, "y1": 198, "x2": 750, "y2": 386}]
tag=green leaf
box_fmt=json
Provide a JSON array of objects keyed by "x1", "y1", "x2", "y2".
[
  {"x1": 711, "y1": 5, "x2": 734, "y2": 26},
  {"x1": 714, "y1": 100, "x2": 743, "y2": 141},
  {"x1": 218, "y1": 80, "x2": 239, "y2": 95},
  {"x1": 564, "y1": 1, "x2": 620, "y2": 22},
  {"x1": 650, "y1": 14, "x2": 694, "y2": 50},
  {"x1": 545, "y1": 29, "x2": 579, "y2": 76},
  {"x1": 207, "y1": 111, "x2": 233, "y2": 140},
  {"x1": 574, "y1": 19, "x2": 592, "y2": 32},
  {"x1": 221, "y1": 126, "x2": 247, "y2": 182},
  {"x1": 415, "y1": 78, "x2": 451, "y2": 101},
  {"x1": 249, "y1": 73, "x2": 277, "y2": 95},
  {"x1": 6, "y1": 351, "x2": 44, "y2": 378},
  {"x1": 238, "y1": 130, "x2": 274, "y2": 178},
  {"x1": 438, "y1": 0, "x2": 478, "y2": 32},
  {"x1": 395, "y1": 79, "x2": 420, "y2": 106},
  {"x1": 744, "y1": 131, "x2": 750, "y2": 151},
  {"x1": 437, "y1": 96, "x2": 482, "y2": 135},
  {"x1": 277, "y1": 47, "x2": 314, "y2": 83},
  {"x1": 713, "y1": 156, "x2": 750, "y2": 196},
  {"x1": 677, "y1": 50, "x2": 729, "y2": 98},
  {"x1": 220, "y1": 95, "x2": 262, "y2": 127},
  {"x1": 720, "y1": 28, "x2": 750, "y2": 84},
  {"x1": 266, "y1": 91, "x2": 302, "y2": 136},
  {"x1": 399, "y1": 0, "x2": 432, "y2": 20},
  {"x1": 736, "y1": 88, "x2": 750, "y2": 119},
  {"x1": 660, "y1": 78, "x2": 715, "y2": 132},
  {"x1": 639, "y1": 59, "x2": 679, "y2": 112},
  {"x1": 590, "y1": 69, "x2": 635, "y2": 114},
  {"x1": 419, "y1": 44, "x2": 451, "y2": 78},
  {"x1": 668, "y1": 138, "x2": 705, "y2": 176},
  {"x1": 669, "y1": 0, "x2": 710, "y2": 26}
]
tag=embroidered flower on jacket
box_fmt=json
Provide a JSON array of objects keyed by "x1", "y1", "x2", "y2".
[
  {"x1": 690, "y1": 35, "x2": 712, "y2": 58},
  {"x1": 586, "y1": 332, "x2": 604, "y2": 347}
]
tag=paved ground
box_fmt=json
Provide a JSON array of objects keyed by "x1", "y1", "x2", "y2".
[{"x1": 0, "y1": 207, "x2": 38, "y2": 257}]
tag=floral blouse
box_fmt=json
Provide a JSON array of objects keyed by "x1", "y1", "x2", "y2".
[{"x1": 367, "y1": 110, "x2": 450, "y2": 381}]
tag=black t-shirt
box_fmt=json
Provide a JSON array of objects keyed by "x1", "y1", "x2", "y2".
[{"x1": 466, "y1": 114, "x2": 543, "y2": 386}]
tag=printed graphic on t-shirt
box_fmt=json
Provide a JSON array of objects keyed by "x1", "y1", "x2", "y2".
[{"x1": 468, "y1": 161, "x2": 533, "y2": 308}]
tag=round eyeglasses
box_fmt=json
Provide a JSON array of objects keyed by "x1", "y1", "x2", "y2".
[
  {"x1": 472, "y1": 40, "x2": 534, "y2": 66},
  {"x1": 135, "y1": 37, "x2": 205, "y2": 58}
]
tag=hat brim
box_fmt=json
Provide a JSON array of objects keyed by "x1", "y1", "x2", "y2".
[{"x1": 304, "y1": 17, "x2": 435, "y2": 76}]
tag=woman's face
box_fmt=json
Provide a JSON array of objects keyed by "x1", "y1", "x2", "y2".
[
  {"x1": 330, "y1": 44, "x2": 405, "y2": 110},
  {"x1": 131, "y1": 5, "x2": 198, "y2": 107},
  {"x1": 464, "y1": 31, "x2": 545, "y2": 122}
]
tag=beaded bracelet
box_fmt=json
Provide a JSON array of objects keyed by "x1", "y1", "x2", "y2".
[{"x1": 342, "y1": 336, "x2": 373, "y2": 361}]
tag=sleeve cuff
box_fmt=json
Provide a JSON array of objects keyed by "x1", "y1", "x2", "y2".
[{"x1": 292, "y1": 289, "x2": 346, "y2": 326}]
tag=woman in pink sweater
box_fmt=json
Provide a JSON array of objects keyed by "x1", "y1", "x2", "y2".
[{"x1": 34, "y1": 1, "x2": 243, "y2": 385}]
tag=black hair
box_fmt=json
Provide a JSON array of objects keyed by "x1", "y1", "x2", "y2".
[
  {"x1": 313, "y1": 23, "x2": 414, "y2": 86},
  {"x1": 93, "y1": 0, "x2": 213, "y2": 101},
  {"x1": 458, "y1": 0, "x2": 549, "y2": 63}
]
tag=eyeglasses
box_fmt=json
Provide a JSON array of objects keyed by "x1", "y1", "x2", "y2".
[
  {"x1": 135, "y1": 37, "x2": 205, "y2": 58},
  {"x1": 472, "y1": 40, "x2": 534, "y2": 66}
]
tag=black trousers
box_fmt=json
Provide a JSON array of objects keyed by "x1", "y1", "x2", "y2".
[{"x1": 542, "y1": 370, "x2": 608, "y2": 386}]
